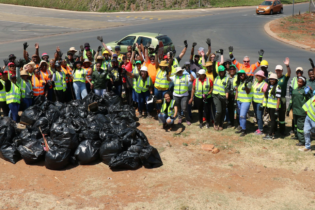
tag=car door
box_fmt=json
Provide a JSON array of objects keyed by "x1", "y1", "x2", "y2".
[
  {"x1": 157, "y1": 36, "x2": 174, "y2": 54},
  {"x1": 274, "y1": 1, "x2": 280, "y2": 12},
  {"x1": 118, "y1": 36, "x2": 136, "y2": 53}
]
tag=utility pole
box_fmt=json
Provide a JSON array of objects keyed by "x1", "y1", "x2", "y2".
[
  {"x1": 199, "y1": 0, "x2": 200, "y2": 7},
  {"x1": 292, "y1": 0, "x2": 295, "y2": 16}
]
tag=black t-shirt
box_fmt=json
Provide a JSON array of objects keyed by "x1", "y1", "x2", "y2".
[{"x1": 108, "y1": 66, "x2": 122, "y2": 86}]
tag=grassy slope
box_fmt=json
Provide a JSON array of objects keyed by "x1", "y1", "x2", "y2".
[{"x1": 0, "y1": 0, "x2": 309, "y2": 12}]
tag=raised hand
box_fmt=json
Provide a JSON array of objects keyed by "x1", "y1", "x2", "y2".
[
  {"x1": 97, "y1": 36, "x2": 103, "y2": 42},
  {"x1": 258, "y1": 49, "x2": 264, "y2": 57},
  {"x1": 283, "y1": 57, "x2": 290, "y2": 66},
  {"x1": 35, "y1": 43, "x2": 39, "y2": 49},
  {"x1": 80, "y1": 45, "x2": 84, "y2": 52},
  {"x1": 97, "y1": 46, "x2": 102, "y2": 52},
  {"x1": 229, "y1": 46, "x2": 233, "y2": 53},
  {"x1": 132, "y1": 43, "x2": 136, "y2": 51},
  {"x1": 154, "y1": 45, "x2": 159, "y2": 54},
  {"x1": 184, "y1": 40, "x2": 188, "y2": 48},
  {"x1": 213, "y1": 54, "x2": 220, "y2": 62},
  {"x1": 309, "y1": 58, "x2": 314, "y2": 68},
  {"x1": 23, "y1": 42, "x2": 29, "y2": 50},
  {"x1": 192, "y1": 42, "x2": 197, "y2": 48},
  {"x1": 206, "y1": 38, "x2": 211, "y2": 47}
]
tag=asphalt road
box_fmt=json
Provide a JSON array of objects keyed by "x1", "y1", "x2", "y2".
[{"x1": 0, "y1": 3, "x2": 314, "y2": 75}]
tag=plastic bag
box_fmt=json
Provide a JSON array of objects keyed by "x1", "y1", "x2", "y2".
[
  {"x1": 45, "y1": 148, "x2": 71, "y2": 170},
  {"x1": 45, "y1": 106, "x2": 60, "y2": 125},
  {"x1": 20, "y1": 105, "x2": 43, "y2": 125},
  {"x1": 109, "y1": 151, "x2": 141, "y2": 170},
  {"x1": 51, "y1": 127, "x2": 79, "y2": 150},
  {"x1": 0, "y1": 144, "x2": 21, "y2": 164},
  {"x1": 0, "y1": 117, "x2": 16, "y2": 146},
  {"x1": 103, "y1": 93, "x2": 122, "y2": 107},
  {"x1": 33, "y1": 95, "x2": 45, "y2": 105},
  {"x1": 17, "y1": 140, "x2": 45, "y2": 164},
  {"x1": 32, "y1": 117, "x2": 50, "y2": 135},
  {"x1": 74, "y1": 140, "x2": 101, "y2": 165},
  {"x1": 139, "y1": 146, "x2": 163, "y2": 168},
  {"x1": 99, "y1": 139, "x2": 123, "y2": 165}
]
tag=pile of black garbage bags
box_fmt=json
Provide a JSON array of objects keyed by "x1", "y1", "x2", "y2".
[{"x1": 0, "y1": 92, "x2": 163, "y2": 170}]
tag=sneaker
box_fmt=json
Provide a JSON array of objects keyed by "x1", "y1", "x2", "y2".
[
  {"x1": 263, "y1": 134, "x2": 274, "y2": 140},
  {"x1": 206, "y1": 123, "x2": 210, "y2": 129},
  {"x1": 213, "y1": 125, "x2": 219, "y2": 131},
  {"x1": 203, "y1": 117, "x2": 206, "y2": 122},
  {"x1": 240, "y1": 130, "x2": 247, "y2": 137},
  {"x1": 186, "y1": 121, "x2": 191, "y2": 126},
  {"x1": 219, "y1": 127, "x2": 223, "y2": 131},
  {"x1": 235, "y1": 129, "x2": 243, "y2": 134},
  {"x1": 227, "y1": 124, "x2": 233, "y2": 128},
  {"x1": 291, "y1": 136, "x2": 298, "y2": 140},
  {"x1": 199, "y1": 123, "x2": 203, "y2": 129},
  {"x1": 255, "y1": 130, "x2": 263, "y2": 135},
  {"x1": 163, "y1": 123, "x2": 167, "y2": 129},
  {"x1": 178, "y1": 119, "x2": 182, "y2": 124},
  {"x1": 296, "y1": 142, "x2": 305, "y2": 146},
  {"x1": 235, "y1": 126, "x2": 242, "y2": 131},
  {"x1": 298, "y1": 148, "x2": 311, "y2": 152}
]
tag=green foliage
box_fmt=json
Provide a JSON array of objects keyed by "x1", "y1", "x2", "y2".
[
  {"x1": 99, "y1": 4, "x2": 108, "y2": 12},
  {"x1": 135, "y1": 1, "x2": 140, "y2": 10}
]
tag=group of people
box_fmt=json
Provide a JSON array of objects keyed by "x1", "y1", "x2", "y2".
[{"x1": 1, "y1": 37, "x2": 315, "y2": 152}]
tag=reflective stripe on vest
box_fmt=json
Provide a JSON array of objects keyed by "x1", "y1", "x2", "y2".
[
  {"x1": 20, "y1": 79, "x2": 32, "y2": 98},
  {"x1": 291, "y1": 77, "x2": 298, "y2": 90},
  {"x1": 195, "y1": 79, "x2": 211, "y2": 99},
  {"x1": 263, "y1": 86, "x2": 281, "y2": 108},
  {"x1": 54, "y1": 72, "x2": 64, "y2": 90},
  {"x1": 6, "y1": 83, "x2": 21, "y2": 104},
  {"x1": 253, "y1": 81, "x2": 266, "y2": 103},
  {"x1": 135, "y1": 76, "x2": 152, "y2": 93},
  {"x1": 174, "y1": 75, "x2": 189, "y2": 95},
  {"x1": 155, "y1": 69, "x2": 170, "y2": 89},
  {"x1": 32, "y1": 75, "x2": 45, "y2": 96},
  {"x1": 237, "y1": 82, "x2": 253, "y2": 102},
  {"x1": 93, "y1": 62, "x2": 106, "y2": 71},
  {"x1": 213, "y1": 76, "x2": 228, "y2": 96},
  {"x1": 83, "y1": 49, "x2": 95, "y2": 59},
  {"x1": 73, "y1": 69, "x2": 86, "y2": 83},
  {"x1": 161, "y1": 99, "x2": 175, "y2": 117},
  {"x1": 132, "y1": 67, "x2": 139, "y2": 88},
  {"x1": 83, "y1": 67, "x2": 92, "y2": 82},
  {"x1": 303, "y1": 97, "x2": 315, "y2": 122},
  {"x1": 0, "y1": 80, "x2": 6, "y2": 102},
  {"x1": 234, "y1": 61, "x2": 255, "y2": 76}
]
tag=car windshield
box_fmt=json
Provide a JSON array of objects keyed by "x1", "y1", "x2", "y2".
[
  {"x1": 261, "y1": 1, "x2": 273, "y2": 5},
  {"x1": 157, "y1": 36, "x2": 172, "y2": 46}
]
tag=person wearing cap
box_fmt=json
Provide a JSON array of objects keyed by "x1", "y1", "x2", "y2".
[
  {"x1": 155, "y1": 92, "x2": 178, "y2": 130},
  {"x1": 261, "y1": 73, "x2": 282, "y2": 140},
  {"x1": 7, "y1": 62, "x2": 17, "y2": 81},
  {"x1": 5, "y1": 54, "x2": 17, "y2": 70},
  {"x1": 183, "y1": 62, "x2": 197, "y2": 119},
  {"x1": 51, "y1": 61, "x2": 66, "y2": 102},
  {"x1": 125, "y1": 66, "x2": 154, "y2": 117},
  {"x1": 252, "y1": 70, "x2": 268, "y2": 135},
  {"x1": 235, "y1": 70, "x2": 253, "y2": 136},
  {"x1": 276, "y1": 57, "x2": 291, "y2": 135},
  {"x1": 93, "y1": 55, "x2": 106, "y2": 71},
  {"x1": 102, "y1": 50, "x2": 112, "y2": 67},
  {"x1": 82, "y1": 43, "x2": 95, "y2": 60},
  {"x1": 61, "y1": 60, "x2": 74, "y2": 101},
  {"x1": 72, "y1": 61, "x2": 90, "y2": 99},
  {"x1": 41, "y1": 53, "x2": 49, "y2": 63},
  {"x1": 223, "y1": 58, "x2": 232, "y2": 70},
  {"x1": 189, "y1": 43, "x2": 202, "y2": 74},
  {"x1": 260, "y1": 60, "x2": 269, "y2": 82},
  {"x1": 108, "y1": 57, "x2": 123, "y2": 96},
  {"x1": 38, "y1": 60, "x2": 54, "y2": 101},
  {"x1": 65, "y1": 51, "x2": 75, "y2": 69},
  {"x1": 226, "y1": 65, "x2": 238, "y2": 128},
  {"x1": 82, "y1": 59, "x2": 93, "y2": 93},
  {"x1": 91, "y1": 62, "x2": 109, "y2": 97},
  {"x1": 290, "y1": 67, "x2": 304, "y2": 91},
  {"x1": 31, "y1": 68, "x2": 47, "y2": 100},
  {"x1": 0, "y1": 73, "x2": 21, "y2": 122},
  {"x1": 229, "y1": 46, "x2": 264, "y2": 77},
  {"x1": 189, "y1": 69, "x2": 213, "y2": 129},
  {"x1": 203, "y1": 60, "x2": 217, "y2": 122},
  {"x1": 16, "y1": 66, "x2": 33, "y2": 110},
  {"x1": 0, "y1": 71, "x2": 9, "y2": 116},
  {"x1": 154, "y1": 59, "x2": 171, "y2": 112},
  {"x1": 166, "y1": 66, "x2": 194, "y2": 125},
  {"x1": 131, "y1": 60, "x2": 143, "y2": 108},
  {"x1": 212, "y1": 65, "x2": 230, "y2": 130},
  {"x1": 26, "y1": 61, "x2": 36, "y2": 74},
  {"x1": 23, "y1": 42, "x2": 32, "y2": 64},
  {"x1": 287, "y1": 76, "x2": 312, "y2": 146},
  {"x1": 113, "y1": 46, "x2": 124, "y2": 63},
  {"x1": 68, "y1": 47, "x2": 78, "y2": 56}
]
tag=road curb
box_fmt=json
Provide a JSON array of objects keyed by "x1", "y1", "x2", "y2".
[{"x1": 264, "y1": 19, "x2": 315, "y2": 52}]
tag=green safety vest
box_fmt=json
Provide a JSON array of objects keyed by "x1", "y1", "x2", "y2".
[
  {"x1": 135, "y1": 76, "x2": 152, "y2": 93},
  {"x1": 54, "y1": 71, "x2": 65, "y2": 91},
  {"x1": 174, "y1": 75, "x2": 189, "y2": 95},
  {"x1": 195, "y1": 78, "x2": 211, "y2": 99},
  {"x1": 237, "y1": 82, "x2": 253, "y2": 102},
  {"x1": 6, "y1": 82, "x2": 21, "y2": 104},
  {"x1": 212, "y1": 76, "x2": 228, "y2": 96},
  {"x1": 303, "y1": 96, "x2": 315, "y2": 122},
  {"x1": 161, "y1": 99, "x2": 175, "y2": 117},
  {"x1": 170, "y1": 59, "x2": 180, "y2": 76},
  {"x1": 132, "y1": 67, "x2": 139, "y2": 88},
  {"x1": 0, "y1": 80, "x2": 6, "y2": 102},
  {"x1": 252, "y1": 80, "x2": 266, "y2": 103},
  {"x1": 291, "y1": 77, "x2": 298, "y2": 90},
  {"x1": 19, "y1": 79, "x2": 32, "y2": 99},
  {"x1": 83, "y1": 49, "x2": 95, "y2": 59},
  {"x1": 263, "y1": 86, "x2": 281, "y2": 108},
  {"x1": 155, "y1": 69, "x2": 170, "y2": 89},
  {"x1": 93, "y1": 62, "x2": 106, "y2": 71},
  {"x1": 73, "y1": 69, "x2": 86, "y2": 83}
]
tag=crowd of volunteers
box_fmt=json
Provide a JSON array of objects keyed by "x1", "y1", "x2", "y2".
[{"x1": 1, "y1": 37, "x2": 315, "y2": 152}]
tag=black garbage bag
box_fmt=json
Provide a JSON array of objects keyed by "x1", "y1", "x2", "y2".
[
  {"x1": 0, "y1": 144, "x2": 21, "y2": 164},
  {"x1": 103, "y1": 93, "x2": 122, "y2": 107},
  {"x1": 99, "y1": 125, "x2": 113, "y2": 140},
  {"x1": 99, "y1": 139, "x2": 123, "y2": 165},
  {"x1": 82, "y1": 92, "x2": 102, "y2": 106},
  {"x1": 79, "y1": 129, "x2": 100, "y2": 141},
  {"x1": 20, "y1": 105, "x2": 43, "y2": 125},
  {"x1": 54, "y1": 101, "x2": 65, "y2": 110},
  {"x1": 66, "y1": 118, "x2": 86, "y2": 132},
  {"x1": 45, "y1": 148, "x2": 71, "y2": 170},
  {"x1": 45, "y1": 106, "x2": 60, "y2": 125},
  {"x1": 90, "y1": 114, "x2": 110, "y2": 125},
  {"x1": 69, "y1": 100, "x2": 81, "y2": 107},
  {"x1": 74, "y1": 140, "x2": 101, "y2": 165},
  {"x1": 139, "y1": 146, "x2": 163, "y2": 168},
  {"x1": 97, "y1": 105, "x2": 107, "y2": 115},
  {"x1": 33, "y1": 95, "x2": 45, "y2": 105},
  {"x1": 17, "y1": 140, "x2": 45, "y2": 164},
  {"x1": 109, "y1": 151, "x2": 141, "y2": 170},
  {"x1": 0, "y1": 117, "x2": 16, "y2": 146},
  {"x1": 32, "y1": 117, "x2": 50, "y2": 135},
  {"x1": 74, "y1": 105, "x2": 88, "y2": 118},
  {"x1": 40, "y1": 100, "x2": 53, "y2": 111},
  {"x1": 51, "y1": 127, "x2": 79, "y2": 150}
]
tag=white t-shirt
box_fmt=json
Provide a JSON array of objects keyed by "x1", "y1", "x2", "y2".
[{"x1": 170, "y1": 75, "x2": 190, "y2": 97}]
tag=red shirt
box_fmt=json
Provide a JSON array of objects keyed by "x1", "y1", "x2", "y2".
[
  {"x1": 122, "y1": 62, "x2": 133, "y2": 83},
  {"x1": 192, "y1": 78, "x2": 213, "y2": 87}
]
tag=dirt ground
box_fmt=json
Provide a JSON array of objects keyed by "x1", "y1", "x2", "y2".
[
  {"x1": 1, "y1": 111, "x2": 315, "y2": 210},
  {"x1": 270, "y1": 13, "x2": 315, "y2": 49}
]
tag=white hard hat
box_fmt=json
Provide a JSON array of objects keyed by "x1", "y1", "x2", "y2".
[
  {"x1": 175, "y1": 67, "x2": 184, "y2": 73},
  {"x1": 275, "y1": 65, "x2": 283, "y2": 71},
  {"x1": 107, "y1": 46, "x2": 112, "y2": 51},
  {"x1": 198, "y1": 69, "x2": 206, "y2": 75},
  {"x1": 140, "y1": 66, "x2": 148, "y2": 72}
]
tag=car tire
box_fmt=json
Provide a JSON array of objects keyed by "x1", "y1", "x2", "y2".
[
  {"x1": 256, "y1": 13, "x2": 259, "y2": 15},
  {"x1": 280, "y1": 8, "x2": 283, "y2": 14},
  {"x1": 270, "y1": 10, "x2": 273, "y2": 15}
]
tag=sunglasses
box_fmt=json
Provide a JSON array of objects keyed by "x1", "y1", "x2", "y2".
[
  {"x1": 243, "y1": 61, "x2": 250, "y2": 63},
  {"x1": 9, "y1": 65, "x2": 15, "y2": 67}
]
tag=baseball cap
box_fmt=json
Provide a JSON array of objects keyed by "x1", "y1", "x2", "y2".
[
  {"x1": 163, "y1": 55, "x2": 168, "y2": 59},
  {"x1": 84, "y1": 43, "x2": 90, "y2": 47},
  {"x1": 275, "y1": 65, "x2": 283, "y2": 71},
  {"x1": 112, "y1": 54, "x2": 118, "y2": 58},
  {"x1": 8, "y1": 62, "x2": 15, "y2": 66},
  {"x1": 115, "y1": 46, "x2": 121, "y2": 51},
  {"x1": 296, "y1": 67, "x2": 303, "y2": 72},
  {"x1": 42, "y1": 53, "x2": 48, "y2": 57},
  {"x1": 135, "y1": 60, "x2": 142, "y2": 65},
  {"x1": 111, "y1": 58, "x2": 118, "y2": 62},
  {"x1": 10, "y1": 75, "x2": 16, "y2": 79},
  {"x1": 9, "y1": 54, "x2": 16, "y2": 59}
]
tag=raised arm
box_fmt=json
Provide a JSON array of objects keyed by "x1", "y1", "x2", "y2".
[
  {"x1": 35, "y1": 43, "x2": 39, "y2": 57},
  {"x1": 178, "y1": 40, "x2": 188, "y2": 59},
  {"x1": 310, "y1": 58, "x2": 315, "y2": 75},
  {"x1": 23, "y1": 42, "x2": 29, "y2": 62},
  {"x1": 201, "y1": 51, "x2": 206, "y2": 66},
  {"x1": 205, "y1": 38, "x2": 211, "y2": 57},
  {"x1": 190, "y1": 42, "x2": 197, "y2": 61},
  {"x1": 284, "y1": 57, "x2": 291, "y2": 78}
]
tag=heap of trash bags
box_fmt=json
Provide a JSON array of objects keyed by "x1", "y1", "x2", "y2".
[{"x1": 0, "y1": 92, "x2": 163, "y2": 170}]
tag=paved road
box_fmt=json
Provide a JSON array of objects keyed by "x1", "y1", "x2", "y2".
[{"x1": 0, "y1": 3, "x2": 314, "y2": 76}]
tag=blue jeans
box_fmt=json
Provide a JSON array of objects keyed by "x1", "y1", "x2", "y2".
[
  {"x1": 113, "y1": 84, "x2": 122, "y2": 97},
  {"x1": 22, "y1": 98, "x2": 33, "y2": 111},
  {"x1": 8, "y1": 103, "x2": 20, "y2": 122},
  {"x1": 158, "y1": 113, "x2": 176, "y2": 124},
  {"x1": 237, "y1": 101, "x2": 251, "y2": 130},
  {"x1": 73, "y1": 82, "x2": 87, "y2": 100},
  {"x1": 138, "y1": 91, "x2": 153, "y2": 114},
  {"x1": 154, "y1": 87, "x2": 168, "y2": 110},
  {"x1": 253, "y1": 101, "x2": 264, "y2": 131},
  {"x1": 86, "y1": 83, "x2": 92, "y2": 93},
  {"x1": 94, "y1": 89, "x2": 106, "y2": 96},
  {"x1": 132, "y1": 89, "x2": 138, "y2": 102},
  {"x1": 304, "y1": 116, "x2": 315, "y2": 149}
]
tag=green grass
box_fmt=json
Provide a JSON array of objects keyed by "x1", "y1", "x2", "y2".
[{"x1": 0, "y1": 0, "x2": 309, "y2": 12}]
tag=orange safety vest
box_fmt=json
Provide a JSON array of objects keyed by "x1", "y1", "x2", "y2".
[
  {"x1": 233, "y1": 60, "x2": 260, "y2": 76},
  {"x1": 32, "y1": 74, "x2": 45, "y2": 96},
  {"x1": 83, "y1": 67, "x2": 93, "y2": 83},
  {"x1": 61, "y1": 66, "x2": 73, "y2": 83}
]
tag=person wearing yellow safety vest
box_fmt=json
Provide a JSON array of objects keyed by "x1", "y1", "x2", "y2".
[
  {"x1": 1, "y1": 74, "x2": 21, "y2": 122},
  {"x1": 61, "y1": 60, "x2": 74, "y2": 102},
  {"x1": 156, "y1": 92, "x2": 178, "y2": 130},
  {"x1": 0, "y1": 71, "x2": 10, "y2": 116},
  {"x1": 38, "y1": 60, "x2": 54, "y2": 101},
  {"x1": 93, "y1": 55, "x2": 107, "y2": 71},
  {"x1": 275, "y1": 58, "x2": 291, "y2": 135},
  {"x1": 290, "y1": 67, "x2": 303, "y2": 92},
  {"x1": 189, "y1": 69, "x2": 213, "y2": 129},
  {"x1": 300, "y1": 94, "x2": 315, "y2": 152},
  {"x1": 82, "y1": 59, "x2": 93, "y2": 94},
  {"x1": 260, "y1": 60, "x2": 269, "y2": 82},
  {"x1": 17, "y1": 66, "x2": 33, "y2": 111},
  {"x1": 287, "y1": 76, "x2": 312, "y2": 147},
  {"x1": 226, "y1": 65, "x2": 238, "y2": 128},
  {"x1": 261, "y1": 73, "x2": 282, "y2": 140},
  {"x1": 52, "y1": 61, "x2": 66, "y2": 103},
  {"x1": 212, "y1": 65, "x2": 230, "y2": 131},
  {"x1": 252, "y1": 70, "x2": 268, "y2": 135},
  {"x1": 166, "y1": 40, "x2": 188, "y2": 76},
  {"x1": 131, "y1": 60, "x2": 142, "y2": 108},
  {"x1": 124, "y1": 66, "x2": 154, "y2": 118},
  {"x1": 71, "y1": 61, "x2": 90, "y2": 100},
  {"x1": 235, "y1": 70, "x2": 253, "y2": 136},
  {"x1": 81, "y1": 43, "x2": 95, "y2": 60},
  {"x1": 166, "y1": 66, "x2": 195, "y2": 125},
  {"x1": 207, "y1": 50, "x2": 224, "y2": 73}
]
